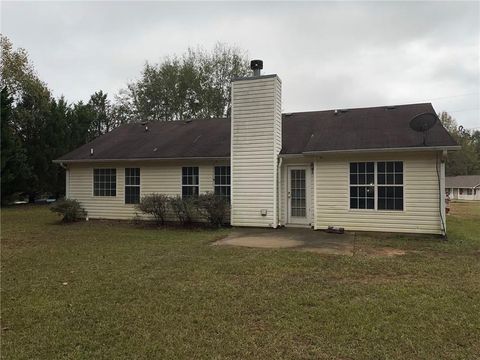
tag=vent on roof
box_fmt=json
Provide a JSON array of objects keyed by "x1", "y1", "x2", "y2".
[
  {"x1": 339, "y1": 109, "x2": 349, "y2": 113},
  {"x1": 284, "y1": 113, "x2": 292, "y2": 116},
  {"x1": 386, "y1": 106, "x2": 397, "y2": 110}
]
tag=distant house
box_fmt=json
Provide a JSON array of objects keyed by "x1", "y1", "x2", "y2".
[
  {"x1": 446, "y1": 175, "x2": 480, "y2": 201},
  {"x1": 55, "y1": 61, "x2": 459, "y2": 235}
]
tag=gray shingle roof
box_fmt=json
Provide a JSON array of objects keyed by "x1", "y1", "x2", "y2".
[
  {"x1": 445, "y1": 176, "x2": 480, "y2": 188},
  {"x1": 57, "y1": 103, "x2": 458, "y2": 162}
]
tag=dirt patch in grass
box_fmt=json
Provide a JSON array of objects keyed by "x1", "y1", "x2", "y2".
[{"x1": 355, "y1": 246, "x2": 407, "y2": 257}]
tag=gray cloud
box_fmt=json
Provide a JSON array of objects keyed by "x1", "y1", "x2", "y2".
[{"x1": 2, "y1": 1, "x2": 479, "y2": 128}]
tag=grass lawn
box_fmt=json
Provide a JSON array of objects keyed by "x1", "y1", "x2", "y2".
[{"x1": 2, "y1": 202, "x2": 479, "y2": 359}]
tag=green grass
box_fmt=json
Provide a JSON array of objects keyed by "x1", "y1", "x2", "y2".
[{"x1": 2, "y1": 202, "x2": 479, "y2": 359}]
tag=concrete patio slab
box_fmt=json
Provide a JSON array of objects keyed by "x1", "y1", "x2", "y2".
[{"x1": 214, "y1": 227, "x2": 355, "y2": 255}]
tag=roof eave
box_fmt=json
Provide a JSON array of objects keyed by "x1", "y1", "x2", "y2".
[
  {"x1": 300, "y1": 145, "x2": 461, "y2": 155},
  {"x1": 53, "y1": 156, "x2": 231, "y2": 164}
]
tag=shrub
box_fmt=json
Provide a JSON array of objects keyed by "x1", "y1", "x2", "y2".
[
  {"x1": 135, "y1": 194, "x2": 169, "y2": 225},
  {"x1": 197, "y1": 192, "x2": 229, "y2": 227},
  {"x1": 169, "y1": 196, "x2": 197, "y2": 225},
  {"x1": 50, "y1": 199, "x2": 86, "y2": 222}
]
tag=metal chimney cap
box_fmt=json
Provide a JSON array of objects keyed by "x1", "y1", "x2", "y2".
[{"x1": 250, "y1": 59, "x2": 263, "y2": 70}]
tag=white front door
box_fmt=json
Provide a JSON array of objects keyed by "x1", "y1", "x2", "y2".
[{"x1": 287, "y1": 167, "x2": 310, "y2": 225}]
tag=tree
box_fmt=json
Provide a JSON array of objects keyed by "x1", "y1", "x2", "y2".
[
  {"x1": 439, "y1": 111, "x2": 480, "y2": 176},
  {"x1": 1, "y1": 87, "x2": 31, "y2": 203},
  {"x1": 88, "y1": 90, "x2": 118, "y2": 138},
  {"x1": 118, "y1": 43, "x2": 250, "y2": 122}
]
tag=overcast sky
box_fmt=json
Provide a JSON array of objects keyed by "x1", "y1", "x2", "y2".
[{"x1": 2, "y1": 1, "x2": 479, "y2": 128}]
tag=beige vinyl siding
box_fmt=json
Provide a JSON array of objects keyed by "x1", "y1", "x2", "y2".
[
  {"x1": 67, "y1": 160, "x2": 227, "y2": 220},
  {"x1": 314, "y1": 151, "x2": 443, "y2": 234},
  {"x1": 231, "y1": 75, "x2": 282, "y2": 227}
]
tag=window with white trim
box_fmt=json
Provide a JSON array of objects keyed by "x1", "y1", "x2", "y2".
[
  {"x1": 214, "y1": 166, "x2": 231, "y2": 201},
  {"x1": 377, "y1": 161, "x2": 403, "y2": 210},
  {"x1": 125, "y1": 168, "x2": 140, "y2": 204},
  {"x1": 349, "y1": 162, "x2": 375, "y2": 209},
  {"x1": 349, "y1": 161, "x2": 404, "y2": 211},
  {"x1": 93, "y1": 168, "x2": 116, "y2": 196},
  {"x1": 182, "y1": 167, "x2": 199, "y2": 198}
]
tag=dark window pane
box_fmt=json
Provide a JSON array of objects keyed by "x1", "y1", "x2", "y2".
[
  {"x1": 350, "y1": 198, "x2": 357, "y2": 209},
  {"x1": 367, "y1": 173, "x2": 374, "y2": 185},
  {"x1": 378, "y1": 187, "x2": 385, "y2": 197},
  {"x1": 125, "y1": 186, "x2": 140, "y2": 204},
  {"x1": 387, "y1": 198, "x2": 394, "y2": 209},
  {"x1": 395, "y1": 161, "x2": 403, "y2": 172},
  {"x1": 394, "y1": 199, "x2": 403, "y2": 210},
  {"x1": 359, "y1": 187, "x2": 365, "y2": 197},
  {"x1": 378, "y1": 198, "x2": 386, "y2": 210},
  {"x1": 359, "y1": 198, "x2": 366, "y2": 209},
  {"x1": 387, "y1": 162, "x2": 394, "y2": 172},
  {"x1": 366, "y1": 186, "x2": 375, "y2": 197},
  {"x1": 378, "y1": 173, "x2": 386, "y2": 184},
  {"x1": 350, "y1": 163, "x2": 357, "y2": 173},
  {"x1": 387, "y1": 187, "x2": 394, "y2": 197},
  {"x1": 378, "y1": 162, "x2": 385, "y2": 173},
  {"x1": 387, "y1": 173, "x2": 394, "y2": 184},
  {"x1": 359, "y1": 163, "x2": 365, "y2": 173},
  {"x1": 366, "y1": 162, "x2": 374, "y2": 172},
  {"x1": 395, "y1": 173, "x2": 403, "y2": 185},
  {"x1": 367, "y1": 199, "x2": 374, "y2": 209},
  {"x1": 395, "y1": 187, "x2": 403, "y2": 198}
]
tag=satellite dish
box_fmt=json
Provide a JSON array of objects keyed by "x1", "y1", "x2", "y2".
[{"x1": 409, "y1": 112, "x2": 438, "y2": 145}]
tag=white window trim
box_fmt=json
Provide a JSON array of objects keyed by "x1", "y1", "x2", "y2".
[
  {"x1": 92, "y1": 167, "x2": 117, "y2": 197},
  {"x1": 124, "y1": 167, "x2": 141, "y2": 205},
  {"x1": 348, "y1": 160, "x2": 406, "y2": 213}
]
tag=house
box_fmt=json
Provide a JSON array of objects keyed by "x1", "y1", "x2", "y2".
[
  {"x1": 446, "y1": 175, "x2": 480, "y2": 201},
  {"x1": 55, "y1": 61, "x2": 459, "y2": 235}
]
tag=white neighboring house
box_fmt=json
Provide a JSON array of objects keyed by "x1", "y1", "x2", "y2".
[
  {"x1": 55, "y1": 62, "x2": 460, "y2": 235},
  {"x1": 446, "y1": 175, "x2": 480, "y2": 201}
]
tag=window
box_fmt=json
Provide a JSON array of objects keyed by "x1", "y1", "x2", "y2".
[
  {"x1": 214, "y1": 166, "x2": 231, "y2": 201},
  {"x1": 349, "y1": 161, "x2": 404, "y2": 211},
  {"x1": 125, "y1": 168, "x2": 140, "y2": 204},
  {"x1": 377, "y1": 161, "x2": 404, "y2": 210},
  {"x1": 466, "y1": 189, "x2": 473, "y2": 196},
  {"x1": 93, "y1": 168, "x2": 116, "y2": 196},
  {"x1": 182, "y1": 167, "x2": 199, "y2": 198},
  {"x1": 349, "y1": 162, "x2": 375, "y2": 209}
]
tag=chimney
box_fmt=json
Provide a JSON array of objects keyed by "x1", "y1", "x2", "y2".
[
  {"x1": 250, "y1": 59, "x2": 263, "y2": 77},
  {"x1": 231, "y1": 61, "x2": 282, "y2": 228}
]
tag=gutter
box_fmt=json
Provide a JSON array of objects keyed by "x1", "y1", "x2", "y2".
[
  {"x1": 300, "y1": 145, "x2": 461, "y2": 156},
  {"x1": 52, "y1": 156, "x2": 231, "y2": 164}
]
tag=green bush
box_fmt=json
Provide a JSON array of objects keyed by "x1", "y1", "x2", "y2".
[
  {"x1": 50, "y1": 199, "x2": 86, "y2": 222},
  {"x1": 135, "y1": 194, "x2": 169, "y2": 225},
  {"x1": 169, "y1": 196, "x2": 197, "y2": 225},
  {"x1": 197, "y1": 192, "x2": 229, "y2": 227}
]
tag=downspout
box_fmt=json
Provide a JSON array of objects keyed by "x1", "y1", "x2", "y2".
[
  {"x1": 277, "y1": 156, "x2": 283, "y2": 227},
  {"x1": 436, "y1": 152, "x2": 447, "y2": 239}
]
